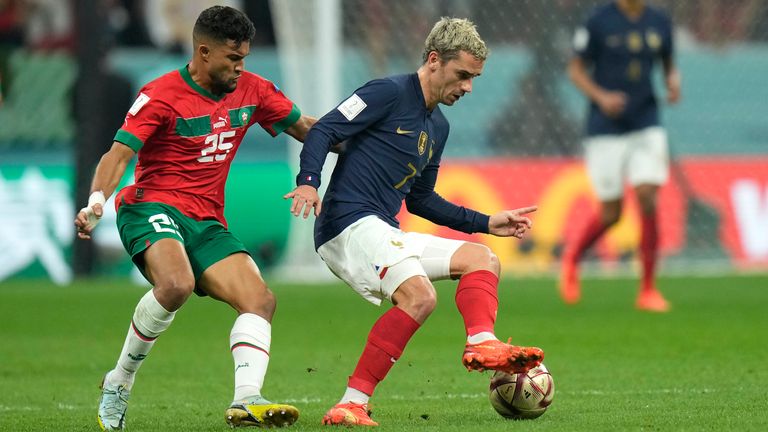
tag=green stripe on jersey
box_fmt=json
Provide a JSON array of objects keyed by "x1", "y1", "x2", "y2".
[
  {"x1": 176, "y1": 115, "x2": 212, "y2": 137},
  {"x1": 114, "y1": 129, "x2": 144, "y2": 152},
  {"x1": 273, "y1": 104, "x2": 301, "y2": 135},
  {"x1": 229, "y1": 106, "x2": 256, "y2": 128}
]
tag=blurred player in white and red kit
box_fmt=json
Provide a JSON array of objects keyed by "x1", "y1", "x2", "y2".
[
  {"x1": 562, "y1": 0, "x2": 681, "y2": 312},
  {"x1": 74, "y1": 6, "x2": 315, "y2": 430},
  {"x1": 286, "y1": 18, "x2": 544, "y2": 426}
]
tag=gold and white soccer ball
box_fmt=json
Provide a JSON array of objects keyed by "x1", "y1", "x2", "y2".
[{"x1": 488, "y1": 363, "x2": 554, "y2": 420}]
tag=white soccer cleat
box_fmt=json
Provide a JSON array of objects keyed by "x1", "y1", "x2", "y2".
[{"x1": 97, "y1": 374, "x2": 130, "y2": 430}]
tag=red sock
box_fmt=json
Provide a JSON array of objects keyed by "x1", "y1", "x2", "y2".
[
  {"x1": 640, "y1": 212, "x2": 658, "y2": 292},
  {"x1": 455, "y1": 270, "x2": 499, "y2": 336},
  {"x1": 564, "y1": 214, "x2": 608, "y2": 263},
  {"x1": 347, "y1": 307, "x2": 420, "y2": 395}
]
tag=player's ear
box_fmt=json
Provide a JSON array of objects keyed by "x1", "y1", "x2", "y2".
[
  {"x1": 199, "y1": 44, "x2": 211, "y2": 61},
  {"x1": 427, "y1": 51, "x2": 440, "y2": 71}
]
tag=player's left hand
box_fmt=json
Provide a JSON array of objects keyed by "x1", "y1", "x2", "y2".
[
  {"x1": 666, "y1": 70, "x2": 681, "y2": 104},
  {"x1": 284, "y1": 185, "x2": 322, "y2": 218},
  {"x1": 488, "y1": 206, "x2": 537, "y2": 238}
]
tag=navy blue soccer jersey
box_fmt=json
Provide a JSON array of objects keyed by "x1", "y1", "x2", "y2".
[
  {"x1": 297, "y1": 73, "x2": 489, "y2": 249},
  {"x1": 574, "y1": 2, "x2": 673, "y2": 136}
]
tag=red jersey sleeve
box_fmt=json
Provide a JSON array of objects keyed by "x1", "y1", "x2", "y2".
[
  {"x1": 252, "y1": 79, "x2": 301, "y2": 137},
  {"x1": 113, "y1": 89, "x2": 171, "y2": 152}
]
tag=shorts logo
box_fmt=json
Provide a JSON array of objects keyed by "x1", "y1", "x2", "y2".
[{"x1": 417, "y1": 132, "x2": 428, "y2": 155}]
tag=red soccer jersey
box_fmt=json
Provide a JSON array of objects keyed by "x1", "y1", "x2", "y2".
[{"x1": 114, "y1": 66, "x2": 300, "y2": 226}]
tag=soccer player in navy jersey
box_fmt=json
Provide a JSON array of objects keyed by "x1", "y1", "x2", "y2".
[
  {"x1": 74, "y1": 6, "x2": 315, "y2": 429},
  {"x1": 285, "y1": 18, "x2": 544, "y2": 426},
  {"x1": 561, "y1": 0, "x2": 681, "y2": 312}
]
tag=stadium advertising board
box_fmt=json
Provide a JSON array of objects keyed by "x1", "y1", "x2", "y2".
[
  {"x1": 0, "y1": 158, "x2": 766, "y2": 284},
  {"x1": 398, "y1": 157, "x2": 768, "y2": 272}
]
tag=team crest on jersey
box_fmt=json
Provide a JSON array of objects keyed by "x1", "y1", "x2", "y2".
[
  {"x1": 241, "y1": 111, "x2": 249, "y2": 124},
  {"x1": 627, "y1": 31, "x2": 643, "y2": 52},
  {"x1": 646, "y1": 29, "x2": 661, "y2": 51},
  {"x1": 417, "y1": 131, "x2": 428, "y2": 155}
]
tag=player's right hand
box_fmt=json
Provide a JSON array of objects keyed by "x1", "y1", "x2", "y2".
[
  {"x1": 284, "y1": 185, "x2": 322, "y2": 219},
  {"x1": 74, "y1": 191, "x2": 106, "y2": 240},
  {"x1": 596, "y1": 90, "x2": 627, "y2": 118}
]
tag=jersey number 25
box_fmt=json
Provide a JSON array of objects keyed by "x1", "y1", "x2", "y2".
[{"x1": 198, "y1": 131, "x2": 236, "y2": 163}]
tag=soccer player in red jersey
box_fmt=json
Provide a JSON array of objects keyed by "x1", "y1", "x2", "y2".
[{"x1": 74, "y1": 6, "x2": 314, "y2": 430}]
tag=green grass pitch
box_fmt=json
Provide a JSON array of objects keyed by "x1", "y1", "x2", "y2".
[{"x1": 1, "y1": 274, "x2": 767, "y2": 431}]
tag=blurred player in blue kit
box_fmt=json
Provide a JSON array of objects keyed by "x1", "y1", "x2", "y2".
[
  {"x1": 285, "y1": 17, "x2": 544, "y2": 426},
  {"x1": 561, "y1": 0, "x2": 681, "y2": 312}
]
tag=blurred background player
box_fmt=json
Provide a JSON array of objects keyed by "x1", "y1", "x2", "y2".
[
  {"x1": 561, "y1": 0, "x2": 681, "y2": 312},
  {"x1": 285, "y1": 17, "x2": 543, "y2": 426},
  {"x1": 73, "y1": 6, "x2": 315, "y2": 430}
]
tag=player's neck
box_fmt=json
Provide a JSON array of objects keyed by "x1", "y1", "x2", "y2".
[
  {"x1": 617, "y1": 0, "x2": 644, "y2": 19},
  {"x1": 416, "y1": 66, "x2": 438, "y2": 111},
  {"x1": 186, "y1": 62, "x2": 216, "y2": 95}
]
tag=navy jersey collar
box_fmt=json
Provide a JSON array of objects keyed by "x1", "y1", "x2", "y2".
[{"x1": 408, "y1": 73, "x2": 430, "y2": 112}]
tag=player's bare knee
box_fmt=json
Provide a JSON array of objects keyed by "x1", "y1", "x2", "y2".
[
  {"x1": 153, "y1": 276, "x2": 195, "y2": 311},
  {"x1": 235, "y1": 284, "x2": 276, "y2": 317},
  {"x1": 392, "y1": 280, "x2": 437, "y2": 322},
  {"x1": 600, "y1": 207, "x2": 622, "y2": 226},
  {"x1": 412, "y1": 288, "x2": 437, "y2": 316},
  {"x1": 636, "y1": 193, "x2": 658, "y2": 215},
  {"x1": 453, "y1": 243, "x2": 500, "y2": 276}
]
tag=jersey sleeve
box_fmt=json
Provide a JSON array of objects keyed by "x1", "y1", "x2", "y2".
[
  {"x1": 660, "y1": 13, "x2": 674, "y2": 60},
  {"x1": 252, "y1": 79, "x2": 301, "y2": 137},
  {"x1": 296, "y1": 78, "x2": 400, "y2": 188},
  {"x1": 573, "y1": 13, "x2": 599, "y2": 62},
  {"x1": 404, "y1": 128, "x2": 490, "y2": 234},
  {"x1": 113, "y1": 89, "x2": 169, "y2": 152}
]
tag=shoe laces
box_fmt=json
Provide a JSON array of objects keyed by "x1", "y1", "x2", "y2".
[{"x1": 100, "y1": 384, "x2": 130, "y2": 419}]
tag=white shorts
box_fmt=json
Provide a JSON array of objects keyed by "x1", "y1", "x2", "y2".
[
  {"x1": 317, "y1": 215, "x2": 465, "y2": 305},
  {"x1": 584, "y1": 126, "x2": 669, "y2": 200}
]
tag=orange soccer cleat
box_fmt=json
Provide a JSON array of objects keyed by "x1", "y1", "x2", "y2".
[
  {"x1": 559, "y1": 257, "x2": 581, "y2": 304},
  {"x1": 462, "y1": 338, "x2": 544, "y2": 374},
  {"x1": 635, "y1": 289, "x2": 670, "y2": 313},
  {"x1": 321, "y1": 402, "x2": 378, "y2": 427}
]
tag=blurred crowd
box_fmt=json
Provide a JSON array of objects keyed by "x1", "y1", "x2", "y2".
[{"x1": 1, "y1": 0, "x2": 766, "y2": 148}]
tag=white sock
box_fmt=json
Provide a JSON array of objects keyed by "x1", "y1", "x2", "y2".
[
  {"x1": 230, "y1": 313, "x2": 271, "y2": 401},
  {"x1": 340, "y1": 387, "x2": 370, "y2": 405},
  {"x1": 109, "y1": 290, "x2": 175, "y2": 389},
  {"x1": 467, "y1": 331, "x2": 497, "y2": 344}
]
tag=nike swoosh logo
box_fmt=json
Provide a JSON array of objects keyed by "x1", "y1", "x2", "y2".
[{"x1": 396, "y1": 126, "x2": 414, "y2": 135}]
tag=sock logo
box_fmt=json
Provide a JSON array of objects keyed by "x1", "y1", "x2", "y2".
[
  {"x1": 235, "y1": 362, "x2": 250, "y2": 373},
  {"x1": 128, "y1": 353, "x2": 147, "y2": 361}
]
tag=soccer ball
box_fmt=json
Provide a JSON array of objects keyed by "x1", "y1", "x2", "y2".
[{"x1": 488, "y1": 363, "x2": 554, "y2": 420}]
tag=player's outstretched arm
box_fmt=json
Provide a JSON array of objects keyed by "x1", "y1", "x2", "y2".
[
  {"x1": 488, "y1": 206, "x2": 537, "y2": 239},
  {"x1": 74, "y1": 142, "x2": 136, "y2": 240},
  {"x1": 284, "y1": 114, "x2": 317, "y2": 143},
  {"x1": 284, "y1": 185, "x2": 321, "y2": 219}
]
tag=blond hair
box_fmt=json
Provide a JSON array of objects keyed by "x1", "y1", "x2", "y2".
[{"x1": 422, "y1": 17, "x2": 488, "y2": 63}]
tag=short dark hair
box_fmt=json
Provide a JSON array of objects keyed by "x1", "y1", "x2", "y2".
[{"x1": 193, "y1": 6, "x2": 255, "y2": 47}]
